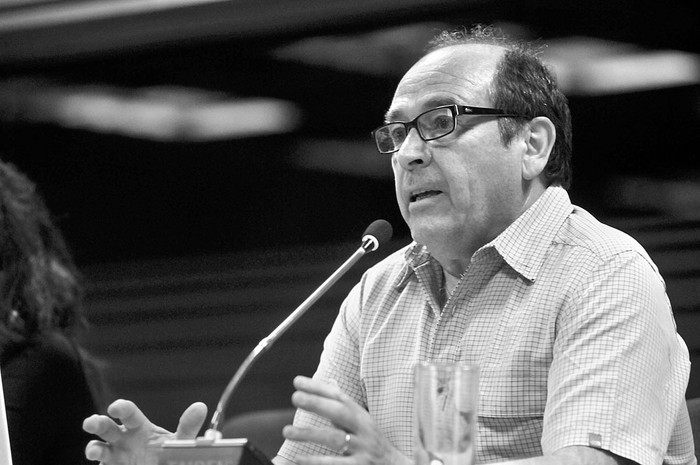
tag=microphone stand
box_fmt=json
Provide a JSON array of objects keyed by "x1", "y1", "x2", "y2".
[
  {"x1": 145, "y1": 220, "x2": 391, "y2": 465},
  {"x1": 206, "y1": 234, "x2": 379, "y2": 437}
]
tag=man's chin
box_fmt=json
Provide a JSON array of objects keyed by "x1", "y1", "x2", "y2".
[{"x1": 409, "y1": 222, "x2": 448, "y2": 247}]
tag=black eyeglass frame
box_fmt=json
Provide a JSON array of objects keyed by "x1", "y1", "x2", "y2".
[{"x1": 371, "y1": 104, "x2": 531, "y2": 154}]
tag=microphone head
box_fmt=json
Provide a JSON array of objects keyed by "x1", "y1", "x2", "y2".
[{"x1": 361, "y1": 219, "x2": 393, "y2": 252}]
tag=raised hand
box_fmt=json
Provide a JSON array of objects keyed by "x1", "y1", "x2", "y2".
[
  {"x1": 83, "y1": 399, "x2": 207, "y2": 464},
  {"x1": 282, "y1": 376, "x2": 410, "y2": 465}
]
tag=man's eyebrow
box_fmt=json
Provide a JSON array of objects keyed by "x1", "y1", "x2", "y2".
[
  {"x1": 383, "y1": 108, "x2": 404, "y2": 124},
  {"x1": 383, "y1": 98, "x2": 459, "y2": 123}
]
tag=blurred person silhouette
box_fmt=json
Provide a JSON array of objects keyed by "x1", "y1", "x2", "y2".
[{"x1": 0, "y1": 159, "x2": 106, "y2": 465}]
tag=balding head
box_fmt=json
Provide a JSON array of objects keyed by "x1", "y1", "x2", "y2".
[
  {"x1": 418, "y1": 26, "x2": 573, "y2": 189},
  {"x1": 388, "y1": 44, "x2": 506, "y2": 125}
]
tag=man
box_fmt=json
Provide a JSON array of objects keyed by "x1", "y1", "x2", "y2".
[{"x1": 83, "y1": 26, "x2": 695, "y2": 465}]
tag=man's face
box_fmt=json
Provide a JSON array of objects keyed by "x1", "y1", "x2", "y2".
[{"x1": 387, "y1": 45, "x2": 526, "y2": 252}]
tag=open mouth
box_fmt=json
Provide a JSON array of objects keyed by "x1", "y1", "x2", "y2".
[{"x1": 410, "y1": 190, "x2": 442, "y2": 202}]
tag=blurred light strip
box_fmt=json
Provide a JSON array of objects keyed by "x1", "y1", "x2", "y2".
[
  {"x1": 571, "y1": 51, "x2": 700, "y2": 94},
  {"x1": 0, "y1": 81, "x2": 301, "y2": 141},
  {"x1": 0, "y1": 0, "x2": 225, "y2": 31},
  {"x1": 0, "y1": 0, "x2": 465, "y2": 32},
  {"x1": 543, "y1": 37, "x2": 700, "y2": 95},
  {"x1": 274, "y1": 27, "x2": 700, "y2": 96}
]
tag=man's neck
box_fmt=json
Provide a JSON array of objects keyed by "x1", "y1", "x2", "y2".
[{"x1": 443, "y1": 269, "x2": 463, "y2": 294}]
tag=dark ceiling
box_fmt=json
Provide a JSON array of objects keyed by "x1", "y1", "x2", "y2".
[
  {"x1": 1, "y1": 0, "x2": 698, "y2": 68},
  {"x1": 0, "y1": 0, "x2": 698, "y2": 265}
]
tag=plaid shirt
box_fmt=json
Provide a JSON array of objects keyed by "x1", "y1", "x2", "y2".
[{"x1": 277, "y1": 186, "x2": 695, "y2": 465}]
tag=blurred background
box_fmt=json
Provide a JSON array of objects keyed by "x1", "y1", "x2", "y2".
[{"x1": 1, "y1": 0, "x2": 699, "y2": 432}]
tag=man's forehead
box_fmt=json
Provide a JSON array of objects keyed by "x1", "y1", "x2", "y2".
[
  {"x1": 385, "y1": 45, "x2": 503, "y2": 121},
  {"x1": 419, "y1": 42, "x2": 504, "y2": 67},
  {"x1": 385, "y1": 95, "x2": 460, "y2": 122}
]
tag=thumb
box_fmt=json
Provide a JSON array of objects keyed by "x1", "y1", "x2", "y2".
[{"x1": 175, "y1": 402, "x2": 208, "y2": 439}]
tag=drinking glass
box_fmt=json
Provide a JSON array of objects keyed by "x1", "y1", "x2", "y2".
[{"x1": 414, "y1": 362, "x2": 479, "y2": 465}]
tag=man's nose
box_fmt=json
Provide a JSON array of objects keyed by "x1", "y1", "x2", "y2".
[{"x1": 394, "y1": 129, "x2": 431, "y2": 170}]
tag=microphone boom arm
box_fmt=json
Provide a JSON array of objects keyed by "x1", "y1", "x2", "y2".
[{"x1": 206, "y1": 243, "x2": 373, "y2": 437}]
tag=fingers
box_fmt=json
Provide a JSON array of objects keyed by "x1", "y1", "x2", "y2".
[
  {"x1": 83, "y1": 399, "x2": 153, "y2": 444},
  {"x1": 291, "y1": 393, "x2": 345, "y2": 430},
  {"x1": 286, "y1": 378, "x2": 406, "y2": 465},
  {"x1": 292, "y1": 377, "x2": 355, "y2": 432},
  {"x1": 84, "y1": 439, "x2": 111, "y2": 463},
  {"x1": 107, "y1": 399, "x2": 152, "y2": 430},
  {"x1": 293, "y1": 376, "x2": 346, "y2": 401},
  {"x1": 82, "y1": 414, "x2": 125, "y2": 443},
  {"x1": 295, "y1": 454, "x2": 352, "y2": 465},
  {"x1": 283, "y1": 425, "x2": 350, "y2": 452},
  {"x1": 82, "y1": 413, "x2": 106, "y2": 435},
  {"x1": 175, "y1": 402, "x2": 208, "y2": 439}
]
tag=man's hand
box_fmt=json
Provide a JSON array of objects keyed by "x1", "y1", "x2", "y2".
[
  {"x1": 282, "y1": 376, "x2": 411, "y2": 465},
  {"x1": 82, "y1": 399, "x2": 208, "y2": 464}
]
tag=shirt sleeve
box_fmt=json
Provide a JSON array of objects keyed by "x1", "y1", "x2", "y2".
[
  {"x1": 276, "y1": 281, "x2": 364, "y2": 462},
  {"x1": 542, "y1": 250, "x2": 691, "y2": 465}
]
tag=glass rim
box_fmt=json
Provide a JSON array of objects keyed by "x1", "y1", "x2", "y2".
[{"x1": 415, "y1": 361, "x2": 479, "y2": 371}]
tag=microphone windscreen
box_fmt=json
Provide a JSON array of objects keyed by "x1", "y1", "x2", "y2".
[{"x1": 362, "y1": 219, "x2": 393, "y2": 248}]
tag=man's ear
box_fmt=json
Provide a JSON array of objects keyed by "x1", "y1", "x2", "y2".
[{"x1": 522, "y1": 116, "x2": 556, "y2": 181}]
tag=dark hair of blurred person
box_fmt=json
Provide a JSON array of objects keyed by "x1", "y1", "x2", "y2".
[{"x1": 0, "y1": 159, "x2": 107, "y2": 465}]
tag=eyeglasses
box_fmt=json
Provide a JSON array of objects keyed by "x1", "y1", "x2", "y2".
[{"x1": 371, "y1": 104, "x2": 530, "y2": 154}]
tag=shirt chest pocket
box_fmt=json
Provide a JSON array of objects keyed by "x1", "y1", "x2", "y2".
[
  {"x1": 478, "y1": 359, "x2": 548, "y2": 418},
  {"x1": 475, "y1": 363, "x2": 548, "y2": 461}
]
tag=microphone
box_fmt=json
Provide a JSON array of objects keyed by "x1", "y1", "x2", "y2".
[{"x1": 145, "y1": 219, "x2": 392, "y2": 465}]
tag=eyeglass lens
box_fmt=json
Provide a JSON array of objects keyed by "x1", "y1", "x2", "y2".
[{"x1": 374, "y1": 107, "x2": 456, "y2": 153}]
